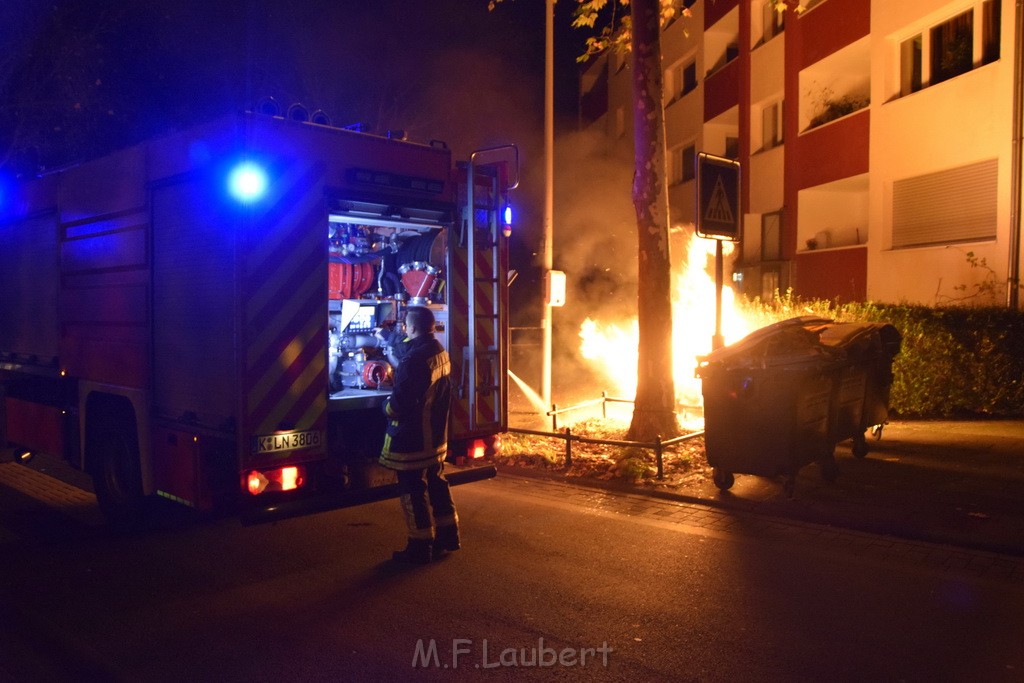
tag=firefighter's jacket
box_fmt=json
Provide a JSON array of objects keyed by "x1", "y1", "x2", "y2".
[{"x1": 379, "y1": 334, "x2": 452, "y2": 471}]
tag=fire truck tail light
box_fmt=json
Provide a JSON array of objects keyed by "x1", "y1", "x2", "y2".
[
  {"x1": 279, "y1": 466, "x2": 300, "y2": 491},
  {"x1": 246, "y1": 466, "x2": 305, "y2": 496},
  {"x1": 469, "y1": 439, "x2": 486, "y2": 460},
  {"x1": 247, "y1": 471, "x2": 268, "y2": 495}
]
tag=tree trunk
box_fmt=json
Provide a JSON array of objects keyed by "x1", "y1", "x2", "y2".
[{"x1": 625, "y1": 0, "x2": 680, "y2": 442}]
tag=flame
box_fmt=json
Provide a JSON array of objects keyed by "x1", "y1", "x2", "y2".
[{"x1": 579, "y1": 231, "x2": 758, "y2": 420}]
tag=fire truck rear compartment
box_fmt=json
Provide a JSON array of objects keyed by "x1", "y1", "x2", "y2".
[{"x1": 325, "y1": 212, "x2": 449, "y2": 466}]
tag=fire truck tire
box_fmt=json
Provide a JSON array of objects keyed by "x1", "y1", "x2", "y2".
[{"x1": 91, "y1": 427, "x2": 146, "y2": 529}]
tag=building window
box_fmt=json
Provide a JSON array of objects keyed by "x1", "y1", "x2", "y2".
[
  {"x1": 896, "y1": 3, "x2": 1000, "y2": 99},
  {"x1": 931, "y1": 10, "x2": 973, "y2": 85},
  {"x1": 762, "y1": 2, "x2": 784, "y2": 43},
  {"x1": 982, "y1": 0, "x2": 1001, "y2": 64},
  {"x1": 761, "y1": 268, "x2": 781, "y2": 301},
  {"x1": 900, "y1": 34, "x2": 923, "y2": 96},
  {"x1": 892, "y1": 159, "x2": 997, "y2": 249},
  {"x1": 725, "y1": 136, "x2": 740, "y2": 160},
  {"x1": 761, "y1": 100, "x2": 784, "y2": 150},
  {"x1": 668, "y1": 58, "x2": 698, "y2": 102},
  {"x1": 671, "y1": 143, "x2": 697, "y2": 185},
  {"x1": 683, "y1": 61, "x2": 697, "y2": 96}
]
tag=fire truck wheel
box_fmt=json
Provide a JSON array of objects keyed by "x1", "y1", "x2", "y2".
[{"x1": 91, "y1": 427, "x2": 146, "y2": 529}]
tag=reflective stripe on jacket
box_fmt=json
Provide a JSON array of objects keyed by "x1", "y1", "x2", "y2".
[{"x1": 379, "y1": 334, "x2": 452, "y2": 471}]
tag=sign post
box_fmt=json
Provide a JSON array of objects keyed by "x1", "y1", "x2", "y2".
[{"x1": 695, "y1": 153, "x2": 742, "y2": 351}]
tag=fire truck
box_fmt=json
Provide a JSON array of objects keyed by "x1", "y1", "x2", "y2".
[{"x1": 0, "y1": 112, "x2": 515, "y2": 525}]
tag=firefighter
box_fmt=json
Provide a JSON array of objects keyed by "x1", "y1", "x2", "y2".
[{"x1": 379, "y1": 306, "x2": 460, "y2": 564}]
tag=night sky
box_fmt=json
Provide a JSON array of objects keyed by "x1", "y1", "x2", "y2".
[
  {"x1": 0, "y1": 0, "x2": 584, "y2": 172},
  {"x1": 1, "y1": 0, "x2": 596, "y2": 331}
]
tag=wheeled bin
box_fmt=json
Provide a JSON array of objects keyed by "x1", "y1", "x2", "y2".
[
  {"x1": 696, "y1": 317, "x2": 840, "y2": 495},
  {"x1": 816, "y1": 322, "x2": 901, "y2": 458},
  {"x1": 697, "y1": 316, "x2": 901, "y2": 494}
]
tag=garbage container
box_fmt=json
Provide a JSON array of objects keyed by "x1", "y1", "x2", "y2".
[
  {"x1": 696, "y1": 316, "x2": 839, "y2": 495},
  {"x1": 696, "y1": 316, "x2": 901, "y2": 494},
  {"x1": 816, "y1": 321, "x2": 901, "y2": 458}
]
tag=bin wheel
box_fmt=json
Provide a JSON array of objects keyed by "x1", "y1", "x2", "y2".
[
  {"x1": 852, "y1": 435, "x2": 869, "y2": 459},
  {"x1": 712, "y1": 468, "x2": 734, "y2": 491}
]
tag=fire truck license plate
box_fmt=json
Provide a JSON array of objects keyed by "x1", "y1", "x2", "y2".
[{"x1": 254, "y1": 429, "x2": 323, "y2": 455}]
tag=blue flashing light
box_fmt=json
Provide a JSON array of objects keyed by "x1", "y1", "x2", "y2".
[
  {"x1": 227, "y1": 162, "x2": 268, "y2": 203},
  {"x1": 503, "y1": 205, "x2": 513, "y2": 226}
]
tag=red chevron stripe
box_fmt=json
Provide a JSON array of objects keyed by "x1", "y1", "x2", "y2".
[
  {"x1": 246, "y1": 163, "x2": 326, "y2": 260},
  {"x1": 249, "y1": 319, "x2": 325, "y2": 428},
  {"x1": 247, "y1": 201, "x2": 325, "y2": 297},
  {"x1": 247, "y1": 241, "x2": 324, "y2": 336},
  {"x1": 281, "y1": 348, "x2": 328, "y2": 426},
  {"x1": 245, "y1": 288, "x2": 323, "y2": 391}
]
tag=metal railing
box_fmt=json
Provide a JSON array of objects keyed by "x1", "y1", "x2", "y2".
[{"x1": 507, "y1": 393, "x2": 705, "y2": 479}]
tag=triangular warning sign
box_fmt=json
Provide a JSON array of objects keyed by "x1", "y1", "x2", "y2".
[{"x1": 705, "y1": 175, "x2": 734, "y2": 224}]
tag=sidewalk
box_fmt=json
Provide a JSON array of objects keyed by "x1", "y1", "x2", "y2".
[{"x1": 502, "y1": 418, "x2": 1024, "y2": 558}]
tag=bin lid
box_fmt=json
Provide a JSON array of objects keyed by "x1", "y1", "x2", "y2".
[
  {"x1": 696, "y1": 316, "x2": 838, "y2": 375},
  {"x1": 696, "y1": 317, "x2": 903, "y2": 378},
  {"x1": 817, "y1": 322, "x2": 902, "y2": 359}
]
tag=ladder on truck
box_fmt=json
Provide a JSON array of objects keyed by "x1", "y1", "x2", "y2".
[{"x1": 453, "y1": 150, "x2": 514, "y2": 433}]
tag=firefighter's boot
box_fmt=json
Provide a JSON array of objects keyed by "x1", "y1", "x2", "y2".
[
  {"x1": 392, "y1": 538, "x2": 433, "y2": 565},
  {"x1": 433, "y1": 524, "x2": 461, "y2": 553}
]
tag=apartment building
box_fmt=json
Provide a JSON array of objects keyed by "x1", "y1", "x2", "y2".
[{"x1": 578, "y1": 0, "x2": 1022, "y2": 307}]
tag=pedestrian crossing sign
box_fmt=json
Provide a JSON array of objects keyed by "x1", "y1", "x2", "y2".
[{"x1": 696, "y1": 152, "x2": 742, "y2": 241}]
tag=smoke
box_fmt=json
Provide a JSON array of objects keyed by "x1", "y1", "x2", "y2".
[{"x1": 549, "y1": 128, "x2": 639, "y2": 400}]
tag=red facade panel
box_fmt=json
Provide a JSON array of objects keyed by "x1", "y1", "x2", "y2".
[
  {"x1": 704, "y1": 59, "x2": 741, "y2": 122},
  {"x1": 798, "y1": 0, "x2": 870, "y2": 68},
  {"x1": 794, "y1": 247, "x2": 867, "y2": 302},
  {"x1": 792, "y1": 109, "x2": 870, "y2": 189}
]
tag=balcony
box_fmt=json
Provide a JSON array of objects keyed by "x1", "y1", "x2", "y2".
[{"x1": 704, "y1": 59, "x2": 740, "y2": 123}]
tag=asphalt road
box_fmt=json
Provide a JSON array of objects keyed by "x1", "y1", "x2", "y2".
[
  {"x1": 1, "y1": 465, "x2": 1023, "y2": 681},
  {"x1": 506, "y1": 417, "x2": 1024, "y2": 557}
]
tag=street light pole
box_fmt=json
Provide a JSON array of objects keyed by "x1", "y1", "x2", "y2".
[{"x1": 542, "y1": 0, "x2": 554, "y2": 407}]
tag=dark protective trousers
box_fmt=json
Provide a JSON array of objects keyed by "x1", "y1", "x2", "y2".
[{"x1": 396, "y1": 463, "x2": 458, "y2": 540}]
